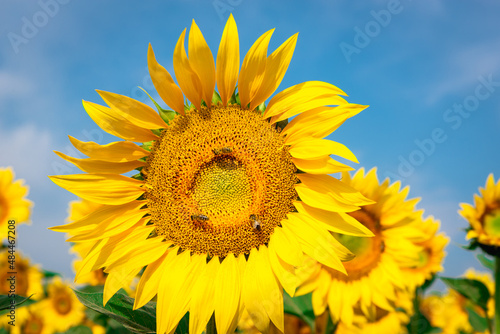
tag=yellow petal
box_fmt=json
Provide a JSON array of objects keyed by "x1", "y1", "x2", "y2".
[
  {"x1": 105, "y1": 236, "x2": 168, "y2": 272},
  {"x1": 50, "y1": 200, "x2": 146, "y2": 233},
  {"x1": 189, "y1": 20, "x2": 216, "y2": 108},
  {"x1": 68, "y1": 136, "x2": 149, "y2": 162},
  {"x1": 250, "y1": 33, "x2": 298, "y2": 110},
  {"x1": 157, "y1": 251, "x2": 204, "y2": 334},
  {"x1": 67, "y1": 211, "x2": 148, "y2": 242},
  {"x1": 82, "y1": 100, "x2": 158, "y2": 142},
  {"x1": 215, "y1": 255, "x2": 241, "y2": 334},
  {"x1": 54, "y1": 151, "x2": 145, "y2": 174},
  {"x1": 311, "y1": 270, "x2": 331, "y2": 316},
  {"x1": 189, "y1": 256, "x2": 219, "y2": 334},
  {"x1": 238, "y1": 29, "x2": 274, "y2": 108},
  {"x1": 289, "y1": 138, "x2": 358, "y2": 162},
  {"x1": 243, "y1": 248, "x2": 270, "y2": 333},
  {"x1": 76, "y1": 226, "x2": 154, "y2": 281},
  {"x1": 269, "y1": 226, "x2": 303, "y2": 267},
  {"x1": 293, "y1": 201, "x2": 374, "y2": 237},
  {"x1": 268, "y1": 241, "x2": 298, "y2": 297},
  {"x1": 264, "y1": 81, "x2": 347, "y2": 118},
  {"x1": 97, "y1": 90, "x2": 167, "y2": 130},
  {"x1": 297, "y1": 174, "x2": 374, "y2": 207},
  {"x1": 295, "y1": 183, "x2": 360, "y2": 212},
  {"x1": 174, "y1": 28, "x2": 203, "y2": 111},
  {"x1": 292, "y1": 156, "x2": 353, "y2": 174},
  {"x1": 285, "y1": 214, "x2": 351, "y2": 273},
  {"x1": 148, "y1": 44, "x2": 185, "y2": 115},
  {"x1": 216, "y1": 14, "x2": 239, "y2": 106},
  {"x1": 103, "y1": 266, "x2": 141, "y2": 306},
  {"x1": 49, "y1": 174, "x2": 144, "y2": 205},
  {"x1": 282, "y1": 107, "x2": 348, "y2": 144},
  {"x1": 133, "y1": 251, "x2": 170, "y2": 310},
  {"x1": 253, "y1": 247, "x2": 284, "y2": 333}
]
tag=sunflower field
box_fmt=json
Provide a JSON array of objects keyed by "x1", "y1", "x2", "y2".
[{"x1": 1, "y1": 3, "x2": 499, "y2": 334}]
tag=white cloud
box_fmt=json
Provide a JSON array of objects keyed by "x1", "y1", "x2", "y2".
[{"x1": 0, "y1": 71, "x2": 34, "y2": 100}]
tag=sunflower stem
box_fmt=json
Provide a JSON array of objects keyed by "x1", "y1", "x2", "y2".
[
  {"x1": 206, "y1": 313, "x2": 217, "y2": 334},
  {"x1": 495, "y1": 256, "x2": 500, "y2": 334}
]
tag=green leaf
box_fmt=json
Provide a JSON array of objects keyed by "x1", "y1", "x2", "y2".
[
  {"x1": 63, "y1": 325, "x2": 93, "y2": 334},
  {"x1": 42, "y1": 269, "x2": 61, "y2": 278},
  {"x1": 440, "y1": 277, "x2": 490, "y2": 311},
  {"x1": 0, "y1": 294, "x2": 35, "y2": 315},
  {"x1": 73, "y1": 287, "x2": 156, "y2": 334},
  {"x1": 212, "y1": 91, "x2": 222, "y2": 105},
  {"x1": 256, "y1": 102, "x2": 266, "y2": 113},
  {"x1": 462, "y1": 239, "x2": 479, "y2": 251},
  {"x1": 406, "y1": 310, "x2": 442, "y2": 334},
  {"x1": 477, "y1": 253, "x2": 495, "y2": 271},
  {"x1": 175, "y1": 313, "x2": 189, "y2": 334},
  {"x1": 465, "y1": 305, "x2": 489, "y2": 332},
  {"x1": 159, "y1": 109, "x2": 176, "y2": 124},
  {"x1": 283, "y1": 292, "x2": 315, "y2": 330}
]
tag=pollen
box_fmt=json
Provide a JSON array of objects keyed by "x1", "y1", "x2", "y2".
[{"x1": 144, "y1": 104, "x2": 298, "y2": 258}]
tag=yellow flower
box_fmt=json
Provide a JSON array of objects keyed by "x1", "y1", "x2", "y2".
[
  {"x1": 0, "y1": 249, "x2": 44, "y2": 300},
  {"x1": 0, "y1": 167, "x2": 32, "y2": 242},
  {"x1": 401, "y1": 217, "x2": 448, "y2": 291},
  {"x1": 460, "y1": 174, "x2": 500, "y2": 248},
  {"x1": 5, "y1": 302, "x2": 53, "y2": 334},
  {"x1": 49, "y1": 15, "x2": 372, "y2": 334},
  {"x1": 336, "y1": 308, "x2": 410, "y2": 334},
  {"x1": 464, "y1": 268, "x2": 494, "y2": 320},
  {"x1": 41, "y1": 277, "x2": 85, "y2": 333},
  {"x1": 421, "y1": 292, "x2": 472, "y2": 334},
  {"x1": 296, "y1": 168, "x2": 428, "y2": 326}
]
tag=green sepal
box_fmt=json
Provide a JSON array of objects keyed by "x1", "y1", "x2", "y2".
[
  {"x1": 0, "y1": 294, "x2": 35, "y2": 316},
  {"x1": 440, "y1": 276, "x2": 490, "y2": 311},
  {"x1": 212, "y1": 91, "x2": 222, "y2": 105},
  {"x1": 477, "y1": 253, "x2": 495, "y2": 271},
  {"x1": 131, "y1": 173, "x2": 144, "y2": 181},
  {"x1": 256, "y1": 102, "x2": 266, "y2": 114},
  {"x1": 228, "y1": 89, "x2": 240, "y2": 105},
  {"x1": 138, "y1": 87, "x2": 177, "y2": 126},
  {"x1": 141, "y1": 141, "x2": 154, "y2": 152},
  {"x1": 465, "y1": 305, "x2": 489, "y2": 332},
  {"x1": 283, "y1": 292, "x2": 315, "y2": 331},
  {"x1": 420, "y1": 274, "x2": 437, "y2": 291},
  {"x1": 462, "y1": 238, "x2": 479, "y2": 251},
  {"x1": 151, "y1": 129, "x2": 162, "y2": 136}
]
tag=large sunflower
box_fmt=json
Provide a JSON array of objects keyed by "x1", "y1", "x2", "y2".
[
  {"x1": 460, "y1": 174, "x2": 500, "y2": 248},
  {"x1": 49, "y1": 15, "x2": 373, "y2": 334},
  {"x1": 296, "y1": 168, "x2": 427, "y2": 326},
  {"x1": 0, "y1": 167, "x2": 32, "y2": 242}
]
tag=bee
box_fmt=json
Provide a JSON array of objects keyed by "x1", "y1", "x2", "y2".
[
  {"x1": 191, "y1": 214, "x2": 209, "y2": 223},
  {"x1": 249, "y1": 214, "x2": 262, "y2": 231},
  {"x1": 213, "y1": 146, "x2": 233, "y2": 155}
]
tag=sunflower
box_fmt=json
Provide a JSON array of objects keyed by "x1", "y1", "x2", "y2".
[
  {"x1": 5, "y1": 302, "x2": 53, "y2": 334},
  {"x1": 49, "y1": 15, "x2": 373, "y2": 334},
  {"x1": 400, "y1": 217, "x2": 448, "y2": 291},
  {"x1": 421, "y1": 292, "x2": 472, "y2": 334},
  {"x1": 335, "y1": 307, "x2": 410, "y2": 334},
  {"x1": 296, "y1": 168, "x2": 428, "y2": 326},
  {"x1": 67, "y1": 199, "x2": 108, "y2": 286},
  {"x1": 40, "y1": 277, "x2": 86, "y2": 333},
  {"x1": 0, "y1": 249, "x2": 44, "y2": 300},
  {"x1": 460, "y1": 174, "x2": 500, "y2": 249},
  {"x1": 0, "y1": 167, "x2": 32, "y2": 242}
]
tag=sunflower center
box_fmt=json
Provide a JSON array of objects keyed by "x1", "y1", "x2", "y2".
[
  {"x1": 192, "y1": 157, "x2": 253, "y2": 223},
  {"x1": 24, "y1": 314, "x2": 44, "y2": 334},
  {"x1": 144, "y1": 105, "x2": 298, "y2": 258},
  {"x1": 483, "y1": 209, "x2": 500, "y2": 237},
  {"x1": 53, "y1": 291, "x2": 72, "y2": 315},
  {"x1": 330, "y1": 209, "x2": 383, "y2": 280}
]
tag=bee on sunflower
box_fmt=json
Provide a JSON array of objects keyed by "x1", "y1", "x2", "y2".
[{"x1": 50, "y1": 15, "x2": 372, "y2": 334}]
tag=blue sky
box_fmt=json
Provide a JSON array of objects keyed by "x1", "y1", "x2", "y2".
[{"x1": 1, "y1": 0, "x2": 500, "y2": 285}]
